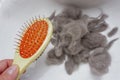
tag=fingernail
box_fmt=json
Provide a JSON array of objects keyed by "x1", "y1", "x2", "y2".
[{"x1": 6, "y1": 65, "x2": 18, "y2": 75}]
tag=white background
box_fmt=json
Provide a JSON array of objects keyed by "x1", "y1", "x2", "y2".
[{"x1": 0, "y1": 0, "x2": 120, "y2": 80}]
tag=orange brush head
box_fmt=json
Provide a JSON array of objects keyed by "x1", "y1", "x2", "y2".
[{"x1": 19, "y1": 20, "x2": 48, "y2": 58}]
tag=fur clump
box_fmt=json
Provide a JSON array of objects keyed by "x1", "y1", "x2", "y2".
[
  {"x1": 81, "y1": 32, "x2": 107, "y2": 49},
  {"x1": 88, "y1": 38, "x2": 119, "y2": 76},
  {"x1": 88, "y1": 13, "x2": 108, "y2": 32},
  {"x1": 46, "y1": 49, "x2": 65, "y2": 65},
  {"x1": 46, "y1": 7, "x2": 119, "y2": 75},
  {"x1": 108, "y1": 27, "x2": 118, "y2": 37},
  {"x1": 89, "y1": 48, "x2": 111, "y2": 76},
  {"x1": 65, "y1": 56, "x2": 77, "y2": 75}
]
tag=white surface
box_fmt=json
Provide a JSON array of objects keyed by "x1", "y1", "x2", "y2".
[{"x1": 0, "y1": 0, "x2": 120, "y2": 80}]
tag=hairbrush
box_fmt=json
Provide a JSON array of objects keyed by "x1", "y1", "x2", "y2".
[{"x1": 13, "y1": 18, "x2": 53, "y2": 80}]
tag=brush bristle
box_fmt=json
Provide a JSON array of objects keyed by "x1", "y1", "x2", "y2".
[{"x1": 16, "y1": 19, "x2": 48, "y2": 58}]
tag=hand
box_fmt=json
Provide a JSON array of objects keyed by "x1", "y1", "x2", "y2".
[{"x1": 0, "y1": 59, "x2": 19, "y2": 80}]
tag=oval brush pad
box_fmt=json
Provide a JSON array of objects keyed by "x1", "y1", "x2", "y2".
[{"x1": 13, "y1": 18, "x2": 53, "y2": 80}]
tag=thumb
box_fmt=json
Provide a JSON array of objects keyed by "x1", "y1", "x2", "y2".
[{"x1": 0, "y1": 65, "x2": 19, "y2": 80}]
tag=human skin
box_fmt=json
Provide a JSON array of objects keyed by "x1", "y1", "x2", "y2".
[{"x1": 0, "y1": 59, "x2": 19, "y2": 80}]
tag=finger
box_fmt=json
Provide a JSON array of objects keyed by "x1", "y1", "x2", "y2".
[
  {"x1": 0, "y1": 59, "x2": 13, "y2": 66},
  {"x1": 0, "y1": 59, "x2": 13, "y2": 74},
  {"x1": 0, "y1": 65, "x2": 19, "y2": 80}
]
